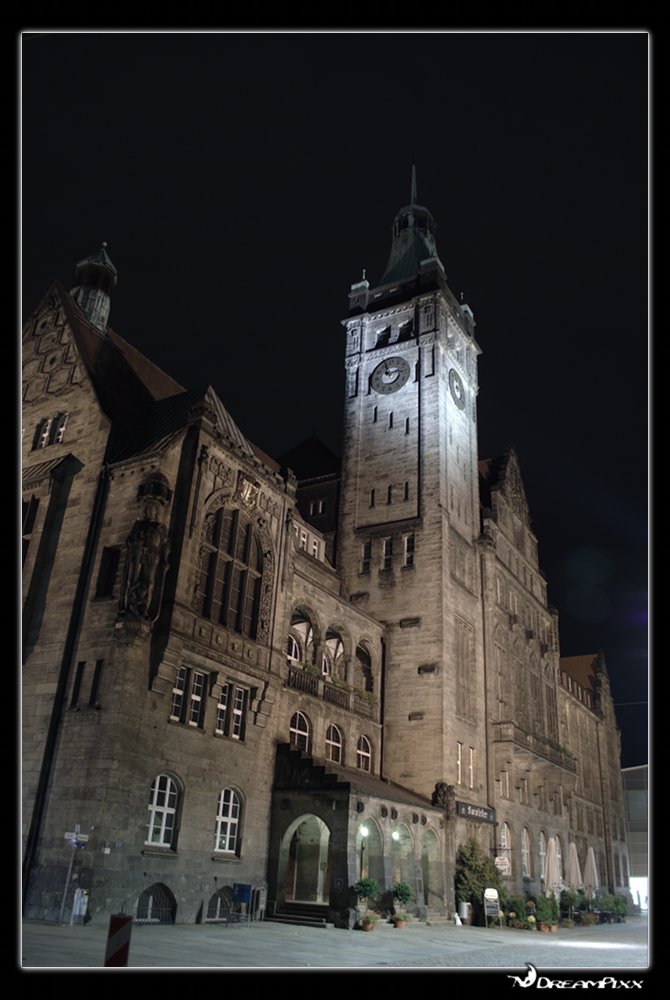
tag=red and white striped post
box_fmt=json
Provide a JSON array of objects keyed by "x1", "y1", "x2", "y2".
[{"x1": 104, "y1": 913, "x2": 133, "y2": 967}]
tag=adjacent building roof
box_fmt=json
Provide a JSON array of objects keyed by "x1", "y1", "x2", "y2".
[{"x1": 560, "y1": 654, "x2": 600, "y2": 694}]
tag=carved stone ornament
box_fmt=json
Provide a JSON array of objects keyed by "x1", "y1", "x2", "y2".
[
  {"x1": 432, "y1": 782, "x2": 456, "y2": 819},
  {"x1": 236, "y1": 473, "x2": 260, "y2": 510},
  {"x1": 118, "y1": 517, "x2": 170, "y2": 624}
]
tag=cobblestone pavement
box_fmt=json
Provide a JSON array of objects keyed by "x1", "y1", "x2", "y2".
[{"x1": 20, "y1": 914, "x2": 649, "y2": 972}]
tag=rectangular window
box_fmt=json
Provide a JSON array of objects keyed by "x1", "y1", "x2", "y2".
[
  {"x1": 405, "y1": 417, "x2": 410, "y2": 434},
  {"x1": 388, "y1": 412, "x2": 394, "y2": 428},
  {"x1": 89, "y1": 659, "x2": 104, "y2": 706},
  {"x1": 34, "y1": 417, "x2": 52, "y2": 450},
  {"x1": 22, "y1": 495, "x2": 40, "y2": 566},
  {"x1": 216, "y1": 685, "x2": 229, "y2": 734},
  {"x1": 519, "y1": 777, "x2": 529, "y2": 805},
  {"x1": 216, "y1": 683, "x2": 247, "y2": 740},
  {"x1": 468, "y1": 747, "x2": 475, "y2": 789},
  {"x1": 456, "y1": 741, "x2": 463, "y2": 785},
  {"x1": 360, "y1": 540, "x2": 371, "y2": 574},
  {"x1": 387, "y1": 484, "x2": 393, "y2": 505},
  {"x1": 95, "y1": 546, "x2": 121, "y2": 598},
  {"x1": 309, "y1": 499, "x2": 327, "y2": 515},
  {"x1": 373, "y1": 406, "x2": 378, "y2": 423},
  {"x1": 170, "y1": 667, "x2": 188, "y2": 722},
  {"x1": 369, "y1": 488, "x2": 375, "y2": 508},
  {"x1": 403, "y1": 533, "x2": 415, "y2": 568},
  {"x1": 71, "y1": 661, "x2": 85, "y2": 708},
  {"x1": 311, "y1": 538, "x2": 320, "y2": 558},
  {"x1": 231, "y1": 687, "x2": 246, "y2": 740},
  {"x1": 299, "y1": 530, "x2": 307, "y2": 551},
  {"x1": 501, "y1": 770, "x2": 510, "y2": 798},
  {"x1": 188, "y1": 671, "x2": 206, "y2": 727},
  {"x1": 382, "y1": 537, "x2": 393, "y2": 570},
  {"x1": 403, "y1": 481, "x2": 409, "y2": 501},
  {"x1": 53, "y1": 412, "x2": 69, "y2": 444}
]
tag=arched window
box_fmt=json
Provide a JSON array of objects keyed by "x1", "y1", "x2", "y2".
[
  {"x1": 356, "y1": 734, "x2": 372, "y2": 772},
  {"x1": 215, "y1": 788, "x2": 241, "y2": 854},
  {"x1": 198, "y1": 508, "x2": 263, "y2": 638},
  {"x1": 287, "y1": 634, "x2": 301, "y2": 664},
  {"x1": 321, "y1": 652, "x2": 332, "y2": 677},
  {"x1": 500, "y1": 821, "x2": 511, "y2": 862},
  {"x1": 146, "y1": 774, "x2": 179, "y2": 847},
  {"x1": 355, "y1": 644, "x2": 373, "y2": 693},
  {"x1": 325, "y1": 724, "x2": 343, "y2": 763},
  {"x1": 522, "y1": 827, "x2": 531, "y2": 877},
  {"x1": 539, "y1": 831, "x2": 547, "y2": 880},
  {"x1": 289, "y1": 711, "x2": 310, "y2": 752}
]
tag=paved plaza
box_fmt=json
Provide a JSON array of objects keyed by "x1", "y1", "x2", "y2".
[{"x1": 20, "y1": 913, "x2": 650, "y2": 973}]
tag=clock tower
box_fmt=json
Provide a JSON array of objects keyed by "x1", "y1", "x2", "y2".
[{"x1": 338, "y1": 172, "x2": 487, "y2": 803}]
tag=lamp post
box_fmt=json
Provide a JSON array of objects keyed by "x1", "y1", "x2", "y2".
[{"x1": 359, "y1": 825, "x2": 369, "y2": 878}]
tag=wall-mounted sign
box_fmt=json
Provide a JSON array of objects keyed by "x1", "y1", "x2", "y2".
[
  {"x1": 495, "y1": 855, "x2": 511, "y2": 875},
  {"x1": 456, "y1": 801, "x2": 496, "y2": 824}
]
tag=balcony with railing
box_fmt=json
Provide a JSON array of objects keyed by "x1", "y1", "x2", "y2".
[
  {"x1": 286, "y1": 664, "x2": 379, "y2": 722},
  {"x1": 493, "y1": 721, "x2": 577, "y2": 774}
]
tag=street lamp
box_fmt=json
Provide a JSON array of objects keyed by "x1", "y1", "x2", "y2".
[
  {"x1": 359, "y1": 825, "x2": 369, "y2": 877},
  {"x1": 391, "y1": 830, "x2": 400, "y2": 842}
]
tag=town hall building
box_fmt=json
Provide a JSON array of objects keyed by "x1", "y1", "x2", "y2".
[{"x1": 21, "y1": 178, "x2": 631, "y2": 925}]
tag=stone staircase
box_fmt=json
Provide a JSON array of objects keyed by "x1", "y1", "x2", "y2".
[
  {"x1": 424, "y1": 909, "x2": 456, "y2": 927},
  {"x1": 265, "y1": 900, "x2": 332, "y2": 929}
]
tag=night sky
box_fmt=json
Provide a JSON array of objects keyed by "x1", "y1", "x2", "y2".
[{"x1": 20, "y1": 31, "x2": 649, "y2": 768}]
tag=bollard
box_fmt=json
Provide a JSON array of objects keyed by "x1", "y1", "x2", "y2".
[{"x1": 104, "y1": 913, "x2": 133, "y2": 967}]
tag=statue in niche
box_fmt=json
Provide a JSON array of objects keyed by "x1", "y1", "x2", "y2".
[
  {"x1": 119, "y1": 475, "x2": 172, "y2": 623},
  {"x1": 432, "y1": 782, "x2": 456, "y2": 819}
]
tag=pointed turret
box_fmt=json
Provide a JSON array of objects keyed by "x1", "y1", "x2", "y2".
[
  {"x1": 377, "y1": 165, "x2": 444, "y2": 287},
  {"x1": 71, "y1": 243, "x2": 118, "y2": 333},
  {"x1": 347, "y1": 167, "x2": 453, "y2": 316}
]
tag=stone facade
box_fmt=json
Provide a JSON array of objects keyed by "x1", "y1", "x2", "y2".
[{"x1": 22, "y1": 195, "x2": 632, "y2": 927}]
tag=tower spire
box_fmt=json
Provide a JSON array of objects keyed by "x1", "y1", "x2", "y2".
[
  {"x1": 70, "y1": 242, "x2": 118, "y2": 334},
  {"x1": 410, "y1": 164, "x2": 418, "y2": 206}
]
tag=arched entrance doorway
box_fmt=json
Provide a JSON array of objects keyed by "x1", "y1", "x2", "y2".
[
  {"x1": 356, "y1": 819, "x2": 384, "y2": 886},
  {"x1": 391, "y1": 824, "x2": 415, "y2": 888},
  {"x1": 279, "y1": 814, "x2": 332, "y2": 904},
  {"x1": 421, "y1": 829, "x2": 443, "y2": 910}
]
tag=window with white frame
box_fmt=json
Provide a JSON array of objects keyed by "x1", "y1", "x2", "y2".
[
  {"x1": 299, "y1": 529, "x2": 308, "y2": 551},
  {"x1": 325, "y1": 724, "x2": 343, "y2": 764},
  {"x1": 522, "y1": 827, "x2": 531, "y2": 876},
  {"x1": 146, "y1": 774, "x2": 179, "y2": 847},
  {"x1": 539, "y1": 831, "x2": 546, "y2": 880},
  {"x1": 360, "y1": 540, "x2": 371, "y2": 574},
  {"x1": 289, "y1": 711, "x2": 310, "y2": 752},
  {"x1": 215, "y1": 788, "x2": 241, "y2": 853},
  {"x1": 33, "y1": 412, "x2": 69, "y2": 450},
  {"x1": 287, "y1": 634, "x2": 301, "y2": 665},
  {"x1": 468, "y1": 746, "x2": 475, "y2": 789},
  {"x1": 356, "y1": 734, "x2": 372, "y2": 772},
  {"x1": 321, "y1": 652, "x2": 331, "y2": 677},
  {"x1": 170, "y1": 667, "x2": 208, "y2": 728},
  {"x1": 456, "y1": 741, "x2": 463, "y2": 785},
  {"x1": 500, "y1": 770, "x2": 510, "y2": 799},
  {"x1": 382, "y1": 537, "x2": 393, "y2": 570},
  {"x1": 403, "y1": 533, "x2": 415, "y2": 568},
  {"x1": 499, "y1": 821, "x2": 511, "y2": 861},
  {"x1": 215, "y1": 683, "x2": 247, "y2": 740},
  {"x1": 309, "y1": 499, "x2": 327, "y2": 516},
  {"x1": 311, "y1": 538, "x2": 320, "y2": 558}
]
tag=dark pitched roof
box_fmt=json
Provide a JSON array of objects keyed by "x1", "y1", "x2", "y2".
[{"x1": 278, "y1": 436, "x2": 341, "y2": 482}]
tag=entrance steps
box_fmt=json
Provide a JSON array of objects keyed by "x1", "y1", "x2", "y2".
[
  {"x1": 266, "y1": 901, "x2": 332, "y2": 929},
  {"x1": 424, "y1": 910, "x2": 455, "y2": 927}
]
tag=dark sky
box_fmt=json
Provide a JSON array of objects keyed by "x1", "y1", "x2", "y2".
[{"x1": 20, "y1": 30, "x2": 649, "y2": 768}]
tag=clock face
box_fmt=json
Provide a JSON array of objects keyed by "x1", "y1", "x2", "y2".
[
  {"x1": 370, "y1": 356, "x2": 410, "y2": 394},
  {"x1": 448, "y1": 368, "x2": 466, "y2": 410}
]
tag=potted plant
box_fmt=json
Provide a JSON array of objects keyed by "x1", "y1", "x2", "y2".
[
  {"x1": 548, "y1": 891, "x2": 560, "y2": 931},
  {"x1": 351, "y1": 878, "x2": 379, "y2": 928},
  {"x1": 392, "y1": 881, "x2": 412, "y2": 910},
  {"x1": 360, "y1": 912, "x2": 379, "y2": 932},
  {"x1": 392, "y1": 912, "x2": 410, "y2": 928}
]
